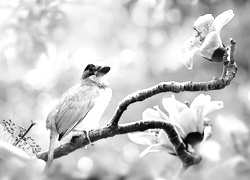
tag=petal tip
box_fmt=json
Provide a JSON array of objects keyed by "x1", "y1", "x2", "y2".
[{"x1": 194, "y1": 14, "x2": 214, "y2": 27}]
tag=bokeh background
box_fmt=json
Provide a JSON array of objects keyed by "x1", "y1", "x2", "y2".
[{"x1": 0, "y1": 0, "x2": 250, "y2": 179}]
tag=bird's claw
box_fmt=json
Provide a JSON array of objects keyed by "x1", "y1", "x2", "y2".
[
  {"x1": 84, "y1": 130, "x2": 94, "y2": 146},
  {"x1": 70, "y1": 129, "x2": 94, "y2": 147}
]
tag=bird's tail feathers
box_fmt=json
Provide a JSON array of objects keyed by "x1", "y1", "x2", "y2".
[{"x1": 46, "y1": 129, "x2": 58, "y2": 169}]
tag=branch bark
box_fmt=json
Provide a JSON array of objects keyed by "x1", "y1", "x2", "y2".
[
  {"x1": 108, "y1": 39, "x2": 237, "y2": 126},
  {"x1": 37, "y1": 39, "x2": 237, "y2": 169},
  {"x1": 37, "y1": 119, "x2": 202, "y2": 167}
]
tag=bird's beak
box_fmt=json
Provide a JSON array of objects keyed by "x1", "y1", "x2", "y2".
[{"x1": 97, "y1": 66, "x2": 111, "y2": 75}]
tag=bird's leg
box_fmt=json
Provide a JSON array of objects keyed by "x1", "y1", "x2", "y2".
[
  {"x1": 71, "y1": 129, "x2": 94, "y2": 147},
  {"x1": 83, "y1": 130, "x2": 94, "y2": 146}
]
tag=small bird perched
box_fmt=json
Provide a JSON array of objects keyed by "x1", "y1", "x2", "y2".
[{"x1": 45, "y1": 64, "x2": 112, "y2": 168}]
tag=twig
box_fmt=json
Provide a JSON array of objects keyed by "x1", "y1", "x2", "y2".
[
  {"x1": 108, "y1": 55, "x2": 237, "y2": 126},
  {"x1": 229, "y1": 38, "x2": 236, "y2": 64},
  {"x1": 14, "y1": 120, "x2": 36, "y2": 146}
]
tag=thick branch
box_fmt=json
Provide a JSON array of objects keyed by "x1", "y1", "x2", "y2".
[
  {"x1": 109, "y1": 43, "x2": 237, "y2": 126},
  {"x1": 37, "y1": 39, "x2": 237, "y2": 169},
  {"x1": 37, "y1": 119, "x2": 201, "y2": 167}
]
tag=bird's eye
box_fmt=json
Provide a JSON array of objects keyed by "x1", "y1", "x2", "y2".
[{"x1": 89, "y1": 66, "x2": 93, "y2": 71}]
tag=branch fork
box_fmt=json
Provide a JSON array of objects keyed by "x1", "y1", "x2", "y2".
[{"x1": 37, "y1": 39, "x2": 237, "y2": 171}]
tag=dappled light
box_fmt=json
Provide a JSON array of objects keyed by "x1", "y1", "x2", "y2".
[{"x1": 1, "y1": 0, "x2": 250, "y2": 179}]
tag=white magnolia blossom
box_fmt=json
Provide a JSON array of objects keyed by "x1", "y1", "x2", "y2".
[
  {"x1": 128, "y1": 94, "x2": 223, "y2": 157},
  {"x1": 178, "y1": 9, "x2": 235, "y2": 69}
]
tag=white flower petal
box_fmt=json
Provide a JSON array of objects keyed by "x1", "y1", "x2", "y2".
[
  {"x1": 178, "y1": 50, "x2": 196, "y2": 69},
  {"x1": 178, "y1": 36, "x2": 201, "y2": 69},
  {"x1": 194, "y1": 14, "x2": 214, "y2": 38},
  {"x1": 153, "y1": 106, "x2": 170, "y2": 121},
  {"x1": 190, "y1": 94, "x2": 211, "y2": 110},
  {"x1": 202, "y1": 101, "x2": 224, "y2": 117},
  {"x1": 202, "y1": 122, "x2": 212, "y2": 143},
  {"x1": 139, "y1": 144, "x2": 162, "y2": 157},
  {"x1": 142, "y1": 108, "x2": 162, "y2": 120},
  {"x1": 175, "y1": 98, "x2": 189, "y2": 112},
  {"x1": 128, "y1": 132, "x2": 158, "y2": 145},
  {"x1": 158, "y1": 129, "x2": 171, "y2": 145},
  {"x1": 162, "y1": 95, "x2": 176, "y2": 116},
  {"x1": 162, "y1": 95, "x2": 181, "y2": 124},
  {"x1": 190, "y1": 94, "x2": 212, "y2": 133},
  {"x1": 162, "y1": 95, "x2": 186, "y2": 137},
  {"x1": 194, "y1": 14, "x2": 214, "y2": 28},
  {"x1": 139, "y1": 143, "x2": 175, "y2": 157},
  {"x1": 162, "y1": 95, "x2": 188, "y2": 117},
  {"x1": 213, "y1": 9, "x2": 235, "y2": 33},
  {"x1": 178, "y1": 108, "x2": 197, "y2": 135},
  {"x1": 200, "y1": 31, "x2": 223, "y2": 59}
]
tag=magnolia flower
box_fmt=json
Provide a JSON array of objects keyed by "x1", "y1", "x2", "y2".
[
  {"x1": 0, "y1": 120, "x2": 45, "y2": 178},
  {"x1": 178, "y1": 9, "x2": 235, "y2": 69},
  {"x1": 128, "y1": 94, "x2": 223, "y2": 157}
]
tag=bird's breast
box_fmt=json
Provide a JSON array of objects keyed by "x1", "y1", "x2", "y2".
[{"x1": 76, "y1": 86, "x2": 112, "y2": 130}]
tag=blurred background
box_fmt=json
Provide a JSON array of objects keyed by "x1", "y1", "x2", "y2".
[{"x1": 0, "y1": 0, "x2": 250, "y2": 179}]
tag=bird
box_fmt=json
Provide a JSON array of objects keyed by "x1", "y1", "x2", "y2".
[{"x1": 45, "y1": 64, "x2": 112, "y2": 168}]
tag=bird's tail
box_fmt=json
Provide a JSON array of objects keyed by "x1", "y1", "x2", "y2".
[{"x1": 46, "y1": 129, "x2": 58, "y2": 169}]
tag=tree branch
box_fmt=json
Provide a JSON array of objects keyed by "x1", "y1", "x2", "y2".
[
  {"x1": 37, "y1": 119, "x2": 202, "y2": 167},
  {"x1": 37, "y1": 39, "x2": 237, "y2": 170},
  {"x1": 108, "y1": 39, "x2": 237, "y2": 126}
]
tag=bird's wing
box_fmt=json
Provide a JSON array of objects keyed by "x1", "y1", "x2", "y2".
[{"x1": 55, "y1": 84, "x2": 100, "y2": 141}]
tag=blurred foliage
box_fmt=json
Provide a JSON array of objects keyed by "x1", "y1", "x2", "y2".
[
  {"x1": 0, "y1": 0, "x2": 250, "y2": 179},
  {"x1": 0, "y1": 119, "x2": 41, "y2": 156}
]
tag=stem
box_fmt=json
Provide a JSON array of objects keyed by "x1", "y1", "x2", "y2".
[
  {"x1": 229, "y1": 38, "x2": 236, "y2": 64},
  {"x1": 14, "y1": 121, "x2": 36, "y2": 146}
]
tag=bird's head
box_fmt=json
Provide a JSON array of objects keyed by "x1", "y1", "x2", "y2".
[{"x1": 81, "y1": 64, "x2": 111, "y2": 81}]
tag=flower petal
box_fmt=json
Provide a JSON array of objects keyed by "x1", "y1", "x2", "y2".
[
  {"x1": 142, "y1": 108, "x2": 162, "y2": 120},
  {"x1": 162, "y1": 95, "x2": 188, "y2": 117},
  {"x1": 190, "y1": 94, "x2": 211, "y2": 133},
  {"x1": 202, "y1": 121, "x2": 212, "y2": 143},
  {"x1": 153, "y1": 106, "x2": 169, "y2": 121},
  {"x1": 190, "y1": 94, "x2": 211, "y2": 110},
  {"x1": 139, "y1": 144, "x2": 162, "y2": 157},
  {"x1": 194, "y1": 14, "x2": 214, "y2": 38},
  {"x1": 200, "y1": 31, "x2": 223, "y2": 59},
  {"x1": 175, "y1": 99, "x2": 189, "y2": 112},
  {"x1": 213, "y1": 9, "x2": 235, "y2": 33},
  {"x1": 158, "y1": 130, "x2": 170, "y2": 144},
  {"x1": 157, "y1": 130, "x2": 176, "y2": 154},
  {"x1": 178, "y1": 36, "x2": 201, "y2": 69},
  {"x1": 162, "y1": 95, "x2": 181, "y2": 124},
  {"x1": 128, "y1": 132, "x2": 158, "y2": 145},
  {"x1": 194, "y1": 14, "x2": 214, "y2": 28},
  {"x1": 178, "y1": 108, "x2": 197, "y2": 135},
  {"x1": 139, "y1": 143, "x2": 175, "y2": 157},
  {"x1": 178, "y1": 49, "x2": 196, "y2": 69},
  {"x1": 162, "y1": 95, "x2": 187, "y2": 137},
  {"x1": 202, "y1": 101, "x2": 224, "y2": 118}
]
